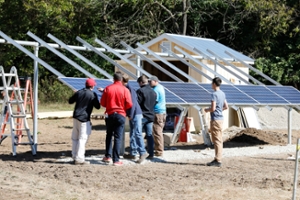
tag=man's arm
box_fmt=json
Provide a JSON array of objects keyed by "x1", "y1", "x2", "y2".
[
  {"x1": 93, "y1": 92, "x2": 101, "y2": 109},
  {"x1": 68, "y1": 91, "x2": 77, "y2": 104},
  {"x1": 223, "y1": 99, "x2": 228, "y2": 111},
  {"x1": 124, "y1": 89, "x2": 133, "y2": 110},
  {"x1": 204, "y1": 101, "x2": 216, "y2": 113},
  {"x1": 100, "y1": 89, "x2": 107, "y2": 107}
]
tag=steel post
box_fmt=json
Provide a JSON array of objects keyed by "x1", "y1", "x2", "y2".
[
  {"x1": 292, "y1": 138, "x2": 300, "y2": 200},
  {"x1": 33, "y1": 46, "x2": 39, "y2": 152}
]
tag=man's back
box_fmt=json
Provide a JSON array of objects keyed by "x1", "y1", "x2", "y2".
[
  {"x1": 100, "y1": 81, "x2": 132, "y2": 117},
  {"x1": 69, "y1": 88, "x2": 100, "y2": 122},
  {"x1": 210, "y1": 90, "x2": 226, "y2": 120},
  {"x1": 153, "y1": 84, "x2": 166, "y2": 114},
  {"x1": 137, "y1": 84, "x2": 157, "y2": 121}
]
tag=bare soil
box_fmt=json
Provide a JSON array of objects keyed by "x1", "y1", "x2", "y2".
[{"x1": 0, "y1": 117, "x2": 299, "y2": 200}]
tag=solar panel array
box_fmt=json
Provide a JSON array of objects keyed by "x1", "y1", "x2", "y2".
[{"x1": 59, "y1": 77, "x2": 300, "y2": 106}]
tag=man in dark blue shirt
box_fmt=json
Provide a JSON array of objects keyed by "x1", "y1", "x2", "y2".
[
  {"x1": 69, "y1": 78, "x2": 100, "y2": 165},
  {"x1": 122, "y1": 74, "x2": 149, "y2": 164}
]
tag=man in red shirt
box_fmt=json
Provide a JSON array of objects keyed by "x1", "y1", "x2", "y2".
[{"x1": 100, "y1": 71, "x2": 133, "y2": 166}]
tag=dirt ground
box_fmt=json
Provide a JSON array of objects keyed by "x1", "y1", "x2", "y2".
[{"x1": 0, "y1": 117, "x2": 300, "y2": 200}]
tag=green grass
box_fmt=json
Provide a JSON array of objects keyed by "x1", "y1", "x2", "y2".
[{"x1": 38, "y1": 103, "x2": 105, "y2": 114}]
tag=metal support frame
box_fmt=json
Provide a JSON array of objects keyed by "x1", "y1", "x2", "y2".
[
  {"x1": 197, "y1": 107, "x2": 213, "y2": 146},
  {"x1": 0, "y1": 31, "x2": 64, "y2": 77},
  {"x1": 94, "y1": 38, "x2": 153, "y2": 78},
  {"x1": 174, "y1": 46, "x2": 232, "y2": 85},
  {"x1": 206, "y1": 49, "x2": 259, "y2": 85},
  {"x1": 292, "y1": 138, "x2": 300, "y2": 200},
  {"x1": 76, "y1": 36, "x2": 137, "y2": 79},
  {"x1": 194, "y1": 48, "x2": 250, "y2": 85},
  {"x1": 33, "y1": 46, "x2": 38, "y2": 150},
  {"x1": 47, "y1": 34, "x2": 113, "y2": 79},
  {"x1": 120, "y1": 41, "x2": 183, "y2": 82},
  {"x1": 288, "y1": 108, "x2": 292, "y2": 144},
  {"x1": 137, "y1": 43, "x2": 201, "y2": 84},
  {"x1": 159, "y1": 45, "x2": 212, "y2": 81},
  {"x1": 136, "y1": 56, "x2": 141, "y2": 77},
  {"x1": 171, "y1": 107, "x2": 188, "y2": 144},
  {"x1": 27, "y1": 31, "x2": 96, "y2": 78},
  {"x1": 225, "y1": 50, "x2": 281, "y2": 86}
]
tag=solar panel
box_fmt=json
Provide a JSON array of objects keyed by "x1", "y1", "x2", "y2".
[
  {"x1": 128, "y1": 80, "x2": 186, "y2": 104},
  {"x1": 59, "y1": 77, "x2": 300, "y2": 107},
  {"x1": 59, "y1": 77, "x2": 112, "y2": 100},
  {"x1": 235, "y1": 85, "x2": 290, "y2": 105},
  {"x1": 161, "y1": 82, "x2": 211, "y2": 104},
  {"x1": 200, "y1": 84, "x2": 258, "y2": 104},
  {"x1": 59, "y1": 77, "x2": 186, "y2": 105},
  {"x1": 267, "y1": 86, "x2": 300, "y2": 104}
]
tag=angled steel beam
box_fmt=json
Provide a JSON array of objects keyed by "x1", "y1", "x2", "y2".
[
  {"x1": 0, "y1": 31, "x2": 64, "y2": 77},
  {"x1": 194, "y1": 48, "x2": 250, "y2": 85},
  {"x1": 160, "y1": 45, "x2": 212, "y2": 81},
  {"x1": 174, "y1": 46, "x2": 232, "y2": 85},
  {"x1": 120, "y1": 41, "x2": 183, "y2": 82},
  {"x1": 136, "y1": 43, "x2": 201, "y2": 84},
  {"x1": 47, "y1": 33, "x2": 113, "y2": 79},
  {"x1": 94, "y1": 38, "x2": 153, "y2": 79},
  {"x1": 76, "y1": 36, "x2": 137, "y2": 79},
  {"x1": 206, "y1": 49, "x2": 263, "y2": 85},
  {"x1": 225, "y1": 50, "x2": 281, "y2": 86},
  {"x1": 27, "y1": 31, "x2": 95, "y2": 78}
]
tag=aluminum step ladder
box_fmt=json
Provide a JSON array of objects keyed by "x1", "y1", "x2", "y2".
[{"x1": 0, "y1": 66, "x2": 36, "y2": 156}]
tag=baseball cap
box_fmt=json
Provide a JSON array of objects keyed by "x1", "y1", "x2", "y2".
[
  {"x1": 85, "y1": 78, "x2": 96, "y2": 87},
  {"x1": 149, "y1": 76, "x2": 159, "y2": 82}
]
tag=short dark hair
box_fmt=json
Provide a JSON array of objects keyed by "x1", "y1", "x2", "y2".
[
  {"x1": 122, "y1": 74, "x2": 129, "y2": 83},
  {"x1": 212, "y1": 77, "x2": 222, "y2": 87},
  {"x1": 137, "y1": 75, "x2": 148, "y2": 84},
  {"x1": 114, "y1": 71, "x2": 123, "y2": 81}
]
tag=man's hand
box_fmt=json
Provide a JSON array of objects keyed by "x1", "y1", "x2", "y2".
[
  {"x1": 98, "y1": 87, "x2": 104, "y2": 92},
  {"x1": 204, "y1": 108, "x2": 210, "y2": 113}
]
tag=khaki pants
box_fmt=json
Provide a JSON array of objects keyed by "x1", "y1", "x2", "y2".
[
  {"x1": 210, "y1": 120, "x2": 223, "y2": 162},
  {"x1": 72, "y1": 118, "x2": 92, "y2": 162},
  {"x1": 153, "y1": 113, "x2": 166, "y2": 155}
]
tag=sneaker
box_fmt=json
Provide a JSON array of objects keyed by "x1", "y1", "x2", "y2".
[
  {"x1": 74, "y1": 161, "x2": 90, "y2": 165},
  {"x1": 113, "y1": 161, "x2": 123, "y2": 166},
  {"x1": 206, "y1": 160, "x2": 222, "y2": 167},
  {"x1": 102, "y1": 156, "x2": 112, "y2": 163},
  {"x1": 123, "y1": 154, "x2": 138, "y2": 160},
  {"x1": 147, "y1": 155, "x2": 154, "y2": 160},
  {"x1": 137, "y1": 152, "x2": 149, "y2": 164}
]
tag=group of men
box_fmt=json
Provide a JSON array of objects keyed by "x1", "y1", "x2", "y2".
[
  {"x1": 69, "y1": 71, "x2": 227, "y2": 167},
  {"x1": 69, "y1": 72, "x2": 166, "y2": 166}
]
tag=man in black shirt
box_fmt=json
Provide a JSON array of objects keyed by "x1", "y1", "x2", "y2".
[
  {"x1": 136, "y1": 75, "x2": 157, "y2": 158},
  {"x1": 69, "y1": 78, "x2": 100, "y2": 165}
]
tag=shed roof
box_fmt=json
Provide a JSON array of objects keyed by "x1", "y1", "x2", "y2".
[{"x1": 137, "y1": 33, "x2": 254, "y2": 64}]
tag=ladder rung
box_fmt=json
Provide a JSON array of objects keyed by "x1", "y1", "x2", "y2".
[
  {"x1": 8, "y1": 100, "x2": 24, "y2": 104},
  {"x1": 12, "y1": 128, "x2": 29, "y2": 131},
  {"x1": 0, "y1": 73, "x2": 17, "y2": 77},
  {"x1": 14, "y1": 142, "x2": 33, "y2": 146},
  {"x1": 0, "y1": 87, "x2": 22, "y2": 90},
  {"x1": 11, "y1": 114, "x2": 26, "y2": 118}
]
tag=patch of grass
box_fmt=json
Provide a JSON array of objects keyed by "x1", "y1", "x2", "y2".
[{"x1": 37, "y1": 103, "x2": 105, "y2": 114}]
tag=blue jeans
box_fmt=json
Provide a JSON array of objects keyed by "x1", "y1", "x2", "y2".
[
  {"x1": 105, "y1": 112, "x2": 125, "y2": 162},
  {"x1": 142, "y1": 117, "x2": 154, "y2": 157},
  {"x1": 129, "y1": 114, "x2": 147, "y2": 156}
]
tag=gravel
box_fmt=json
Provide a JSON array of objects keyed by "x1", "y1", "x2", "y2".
[{"x1": 57, "y1": 144, "x2": 297, "y2": 165}]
